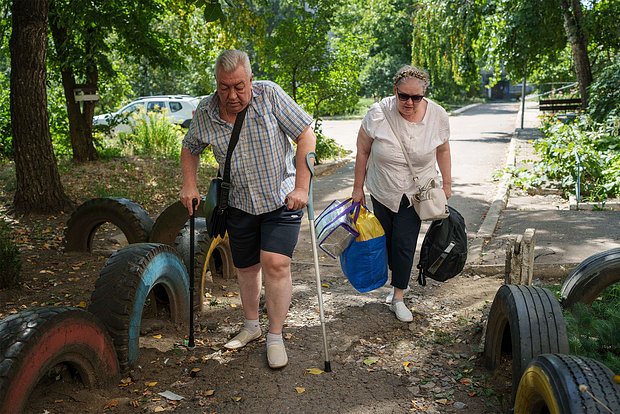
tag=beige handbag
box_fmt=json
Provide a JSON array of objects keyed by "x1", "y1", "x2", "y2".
[
  {"x1": 411, "y1": 177, "x2": 449, "y2": 221},
  {"x1": 379, "y1": 100, "x2": 449, "y2": 221}
]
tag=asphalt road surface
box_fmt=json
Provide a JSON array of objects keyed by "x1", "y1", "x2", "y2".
[{"x1": 318, "y1": 101, "x2": 519, "y2": 234}]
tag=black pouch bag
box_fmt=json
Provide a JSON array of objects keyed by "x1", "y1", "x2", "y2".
[
  {"x1": 205, "y1": 107, "x2": 247, "y2": 238},
  {"x1": 205, "y1": 177, "x2": 224, "y2": 238}
]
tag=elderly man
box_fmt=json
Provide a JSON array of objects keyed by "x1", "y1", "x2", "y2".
[{"x1": 180, "y1": 49, "x2": 316, "y2": 369}]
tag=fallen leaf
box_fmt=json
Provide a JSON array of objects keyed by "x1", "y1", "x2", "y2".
[
  {"x1": 205, "y1": 389, "x2": 215, "y2": 396},
  {"x1": 103, "y1": 400, "x2": 118, "y2": 409},
  {"x1": 305, "y1": 368, "x2": 324, "y2": 375},
  {"x1": 295, "y1": 387, "x2": 305, "y2": 394},
  {"x1": 614, "y1": 375, "x2": 620, "y2": 384},
  {"x1": 435, "y1": 398, "x2": 450, "y2": 405},
  {"x1": 230, "y1": 304, "x2": 238, "y2": 308},
  {"x1": 459, "y1": 378, "x2": 472, "y2": 385},
  {"x1": 363, "y1": 357, "x2": 378, "y2": 366},
  {"x1": 152, "y1": 334, "x2": 162, "y2": 339},
  {"x1": 402, "y1": 361, "x2": 412, "y2": 372},
  {"x1": 154, "y1": 407, "x2": 165, "y2": 412},
  {"x1": 118, "y1": 377, "x2": 132, "y2": 387},
  {"x1": 321, "y1": 283, "x2": 329, "y2": 288},
  {"x1": 145, "y1": 381, "x2": 158, "y2": 387},
  {"x1": 76, "y1": 301, "x2": 87, "y2": 308},
  {"x1": 231, "y1": 396, "x2": 241, "y2": 402},
  {"x1": 54, "y1": 400, "x2": 64, "y2": 404}
]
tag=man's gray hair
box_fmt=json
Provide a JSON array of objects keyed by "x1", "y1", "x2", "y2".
[{"x1": 215, "y1": 50, "x2": 252, "y2": 79}]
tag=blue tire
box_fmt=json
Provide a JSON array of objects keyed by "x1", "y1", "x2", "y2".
[{"x1": 89, "y1": 243, "x2": 189, "y2": 373}]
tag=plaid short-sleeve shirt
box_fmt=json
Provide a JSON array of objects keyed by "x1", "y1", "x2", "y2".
[{"x1": 182, "y1": 81, "x2": 313, "y2": 215}]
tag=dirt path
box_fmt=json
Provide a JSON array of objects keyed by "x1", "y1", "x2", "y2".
[{"x1": 15, "y1": 233, "x2": 511, "y2": 414}]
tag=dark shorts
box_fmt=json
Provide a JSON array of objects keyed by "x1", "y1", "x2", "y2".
[{"x1": 226, "y1": 206, "x2": 303, "y2": 269}]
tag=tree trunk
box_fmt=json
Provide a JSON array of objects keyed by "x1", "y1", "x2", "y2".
[
  {"x1": 560, "y1": 0, "x2": 592, "y2": 108},
  {"x1": 10, "y1": 0, "x2": 73, "y2": 213},
  {"x1": 49, "y1": 1, "x2": 98, "y2": 162}
]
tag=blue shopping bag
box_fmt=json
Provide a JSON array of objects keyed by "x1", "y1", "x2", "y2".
[{"x1": 339, "y1": 205, "x2": 388, "y2": 293}]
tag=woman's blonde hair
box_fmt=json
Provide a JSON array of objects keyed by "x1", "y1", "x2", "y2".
[{"x1": 393, "y1": 65, "x2": 430, "y2": 91}]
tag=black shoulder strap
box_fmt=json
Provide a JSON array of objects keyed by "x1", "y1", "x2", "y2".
[{"x1": 219, "y1": 106, "x2": 248, "y2": 210}]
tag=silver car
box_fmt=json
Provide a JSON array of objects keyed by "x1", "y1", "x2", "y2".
[{"x1": 93, "y1": 95, "x2": 200, "y2": 133}]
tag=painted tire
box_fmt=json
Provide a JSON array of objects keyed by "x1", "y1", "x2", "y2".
[
  {"x1": 484, "y1": 284, "x2": 569, "y2": 401},
  {"x1": 560, "y1": 248, "x2": 620, "y2": 308},
  {"x1": 64, "y1": 197, "x2": 153, "y2": 252},
  {"x1": 89, "y1": 243, "x2": 189, "y2": 373},
  {"x1": 173, "y1": 220, "x2": 209, "y2": 281},
  {"x1": 0, "y1": 307, "x2": 119, "y2": 414},
  {"x1": 199, "y1": 235, "x2": 236, "y2": 313},
  {"x1": 150, "y1": 199, "x2": 206, "y2": 245},
  {"x1": 514, "y1": 354, "x2": 620, "y2": 414}
]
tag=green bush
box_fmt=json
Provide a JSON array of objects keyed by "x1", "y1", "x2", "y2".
[
  {"x1": 0, "y1": 71, "x2": 12, "y2": 159},
  {"x1": 313, "y1": 121, "x2": 349, "y2": 164},
  {"x1": 510, "y1": 114, "x2": 620, "y2": 201},
  {"x1": 565, "y1": 284, "x2": 620, "y2": 373},
  {"x1": 0, "y1": 219, "x2": 21, "y2": 289},
  {"x1": 119, "y1": 109, "x2": 184, "y2": 159},
  {"x1": 589, "y1": 59, "x2": 620, "y2": 123}
]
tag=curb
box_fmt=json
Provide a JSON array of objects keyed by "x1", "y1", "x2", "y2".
[
  {"x1": 450, "y1": 103, "x2": 482, "y2": 116},
  {"x1": 568, "y1": 195, "x2": 620, "y2": 211},
  {"x1": 467, "y1": 133, "x2": 516, "y2": 265},
  {"x1": 464, "y1": 262, "x2": 579, "y2": 280},
  {"x1": 313, "y1": 156, "x2": 353, "y2": 177}
]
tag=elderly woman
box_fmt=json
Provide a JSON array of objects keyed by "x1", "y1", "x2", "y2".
[{"x1": 351, "y1": 65, "x2": 452, "y2": 322}]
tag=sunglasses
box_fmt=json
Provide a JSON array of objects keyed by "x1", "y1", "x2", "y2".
[{"x1": 396, "y1": 89, "x2": 424, "y2": 103}]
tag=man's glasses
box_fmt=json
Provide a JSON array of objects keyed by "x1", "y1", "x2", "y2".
[{"x1": 396, "y1": 89, "x2": 424, "y2": 103}]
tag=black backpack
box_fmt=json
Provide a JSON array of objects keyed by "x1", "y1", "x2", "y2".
[{"x1": 417, "y1": 205, "x2": 467, "y2": 286}]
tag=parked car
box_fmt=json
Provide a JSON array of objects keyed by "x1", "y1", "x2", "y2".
[{"x1": 93, "y1": 95, "x2": 200, "y2": 133}]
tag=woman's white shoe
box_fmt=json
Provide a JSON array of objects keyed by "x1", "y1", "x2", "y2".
[{"x1": 390, "y1": 301, "x2": 413, "y2": 322}]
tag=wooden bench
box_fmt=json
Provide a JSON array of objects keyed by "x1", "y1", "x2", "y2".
[{"x1": 539, "y1": 98, "x2": 582, "y2": 112}]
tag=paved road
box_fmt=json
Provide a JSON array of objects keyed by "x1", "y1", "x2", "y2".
[{"x1": 318, "y1": 102, "x2": 519, "y2": 234}]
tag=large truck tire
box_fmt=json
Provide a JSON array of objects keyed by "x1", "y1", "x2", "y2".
[
  {"x1": 89, "y1": 243, "x2": 189, "y2": 373},
  {"x1": 483, "y1": 284, "x2": 569, "y2": 402},
  {"x1": 0, "y1": 307, "x2": 119, "y2": 414},
  {"x1": 64, "y1": 197, "x2": 153, "y2": 252},
  {"x1": 560, "y1": 248, "x2": 620, "y2": 308},
  {"x1": 514, "y1": 353, "x2": 620, "y2": 414}
]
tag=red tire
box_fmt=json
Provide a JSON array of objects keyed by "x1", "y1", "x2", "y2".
[{"x1": 0, "y1": 307, "x2": 119, "y2": 414}]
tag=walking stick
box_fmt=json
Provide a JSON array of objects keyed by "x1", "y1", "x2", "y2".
[
  {"x1": 305, "y1": 152, "x2": 332, "y2": 372},
  {"x1": 188, "y1": 198, "x2": 197, "y2": 349}
]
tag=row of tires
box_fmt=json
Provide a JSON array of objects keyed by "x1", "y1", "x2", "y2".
[
  {"x1": 63, "y1": 196, "x2": 236, "y2": 284},
  {"x1": 483, "y1": 247, "x2": 620, "y2": 413},
  {"x1": 0, "y1": 243, "x2": 195, "y2": 413},
  {"x1": 1, "y1": 197, "x2": 231, "y2": 413}
]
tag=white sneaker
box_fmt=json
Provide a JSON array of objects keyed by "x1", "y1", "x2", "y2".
[
  {"x1": 390, "y1": 301, "x2": 413, "y2": 322},
  {"x1": 385, "y1": 286, "x2": 410, "y2": 303}
]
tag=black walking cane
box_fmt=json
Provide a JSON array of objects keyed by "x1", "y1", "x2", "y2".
[{"x1": 188, "y1": 198, "x2": 198, "y2": 349}]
